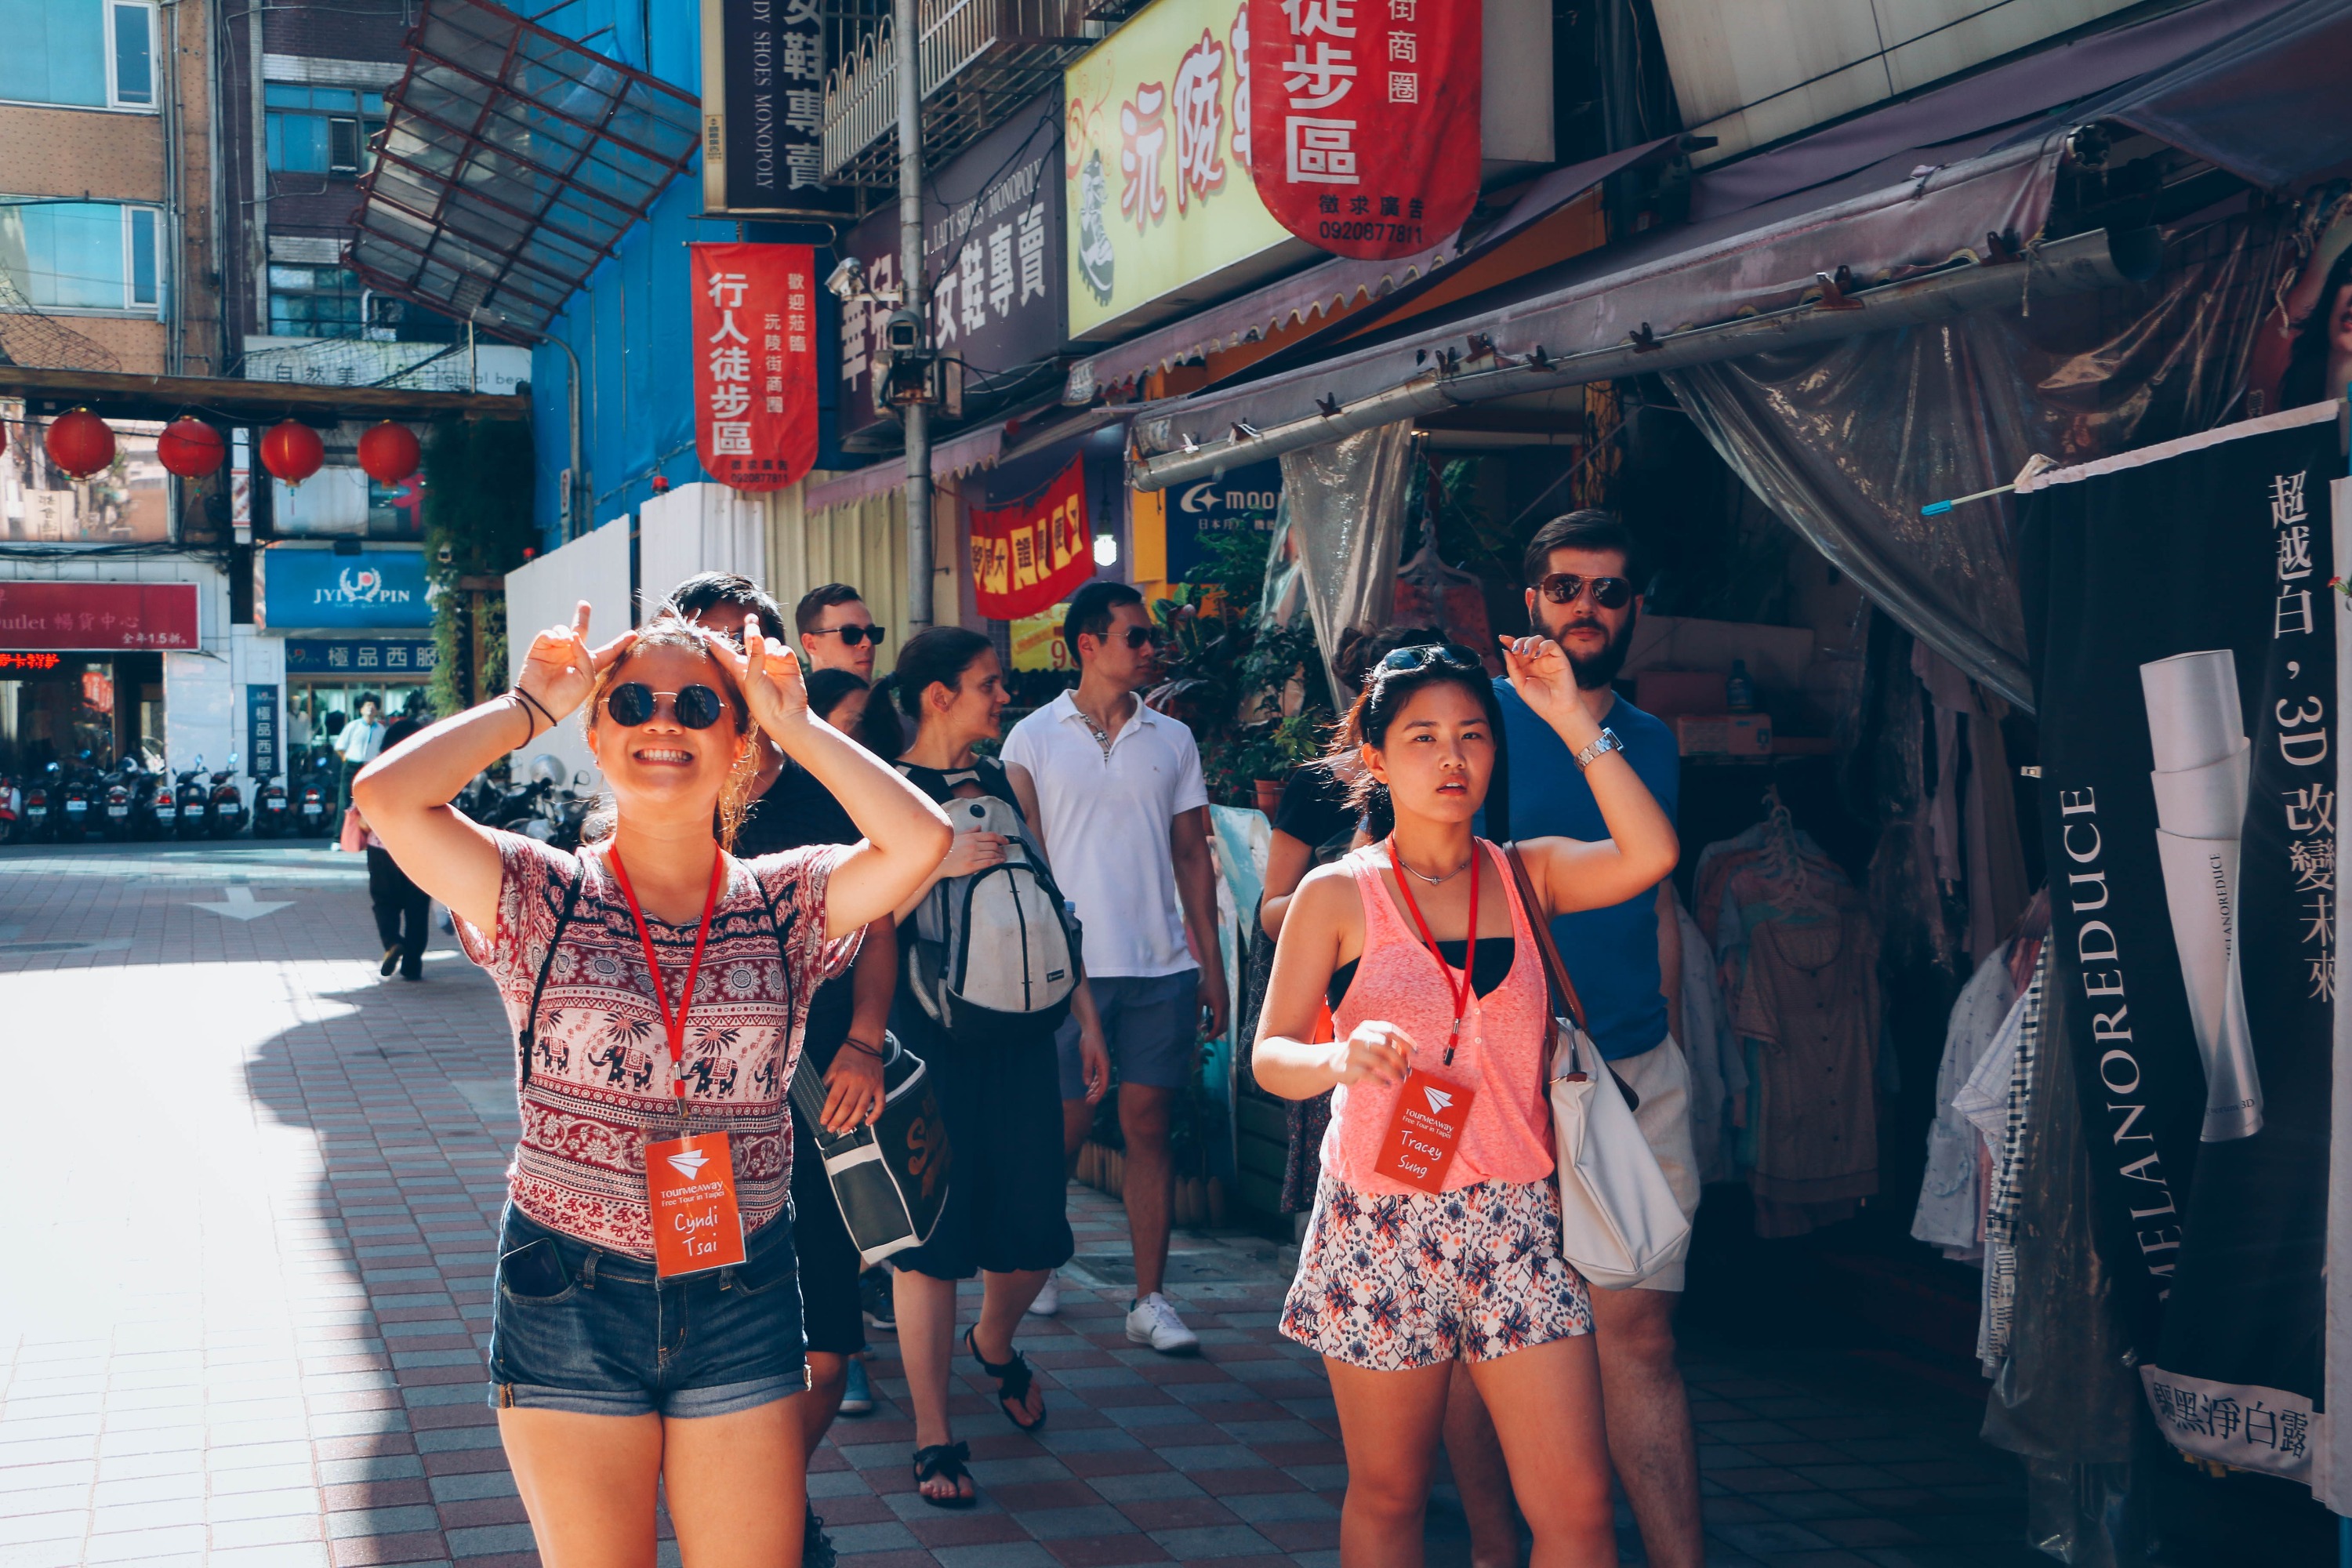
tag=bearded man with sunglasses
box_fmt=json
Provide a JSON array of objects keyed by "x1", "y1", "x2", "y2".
[{"x1": 1447, "y1": 509, "x2": 1704, "y2": 1568}]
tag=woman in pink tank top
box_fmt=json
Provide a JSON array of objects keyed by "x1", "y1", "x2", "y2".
[{"x1": 1254, "y1": 637, "x2": 1677, "y2": 1568}]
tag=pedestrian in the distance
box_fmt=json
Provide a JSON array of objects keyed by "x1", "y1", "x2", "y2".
[
  {"x1": 884, "y1": 626, "x2": 1109, "y2": 1508},
  {"x1": 335, "y1": 695, "x2": 385, "y2": 816},
  {"x1": 1001, "y1": 580, "x2": 1229, "y2": 1348},
  {"x1": 351, "y1": 604, "x2": 952, "y2": 1568},
  {"x1": 1253, "y1": 637, "x2": 1679, "y2": 1568},
  {"x1": 361, "y1": 710, "x2": 430, "y2": 980}
]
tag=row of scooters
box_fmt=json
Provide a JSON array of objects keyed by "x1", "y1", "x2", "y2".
[{"x1": 0, "y1": 752, "x2": 339, "y2": 844}]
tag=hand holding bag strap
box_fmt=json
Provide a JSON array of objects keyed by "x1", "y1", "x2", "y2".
[
  {"x1": 1503, "y1": 841, "x2": 1588, "y2": 1034},
  {"x1": 519, "y1": 865, "x2": 587, "y2": 1090}
]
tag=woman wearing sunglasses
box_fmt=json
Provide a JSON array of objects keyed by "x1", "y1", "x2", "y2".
[
  {"x1": 1252, "y1": 637, "x2": 1678, "y2": 1568},
  {"x1": 351, "y1": 604, "x2": 952, "y2": 1568}
]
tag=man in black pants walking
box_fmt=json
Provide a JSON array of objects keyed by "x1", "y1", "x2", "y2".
[{"x1": 365, "y1": 710, "x2": 430, "y2": 979}]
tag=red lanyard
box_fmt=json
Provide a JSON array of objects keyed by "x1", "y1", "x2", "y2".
[
  {"x1": 608, "y1": 846, "x2": 724, "y2": 1116},
  {"x1": 1386, "y1": 835, "x2": 1478, "y2": 1066}
]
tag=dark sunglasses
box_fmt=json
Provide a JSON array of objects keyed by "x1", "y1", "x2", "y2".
[
  {"x1": 604, "y1": 682, "x2": 725, "y2": 729},
  {"x1": 805, "y1": 623, "x2": 886, "y2": 648},
  {"x1": 1536, "y1": 572, "x2": 1633, "y2": 609},
  {"x1": 1378, "y1": 644, "x2": 1479, "y2": 673},
  {"x1": 1120, "y1": 625, "x2": 1167, "y2": 650}
]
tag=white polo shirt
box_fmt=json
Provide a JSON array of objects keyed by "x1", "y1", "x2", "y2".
[{"x1": 1001, "y1": 690, "x2": 1209, "y2": 978}]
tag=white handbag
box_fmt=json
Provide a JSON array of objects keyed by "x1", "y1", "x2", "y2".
[{"x1": 1506, "y1": 845, "x2": 1693, "y2": 1290}]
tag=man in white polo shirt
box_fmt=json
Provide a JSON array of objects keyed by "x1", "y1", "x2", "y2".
[{"x1": 1003, "y1": 580, "x2": 1231, "y2": 1354}]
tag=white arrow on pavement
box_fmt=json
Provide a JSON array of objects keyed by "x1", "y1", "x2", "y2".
[{"x1": 191, "y1": 885, "x2": 295, "y2": 921}]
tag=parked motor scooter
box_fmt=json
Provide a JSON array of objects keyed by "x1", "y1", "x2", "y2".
[
  {"x1": 100, "y1": 757, "x2": 138, "y2": 841},
  {"x1": 0, "y1": 772, "x2": 19, "y2": 845},
  {"x1": 174, "y1": 757, "x2": 212, "y2": 840},
  {"x1": 21, "y1": 764, "x2": 56, "y2": 842},
  {"x1": 208, "y1": 752, "x2": 247, "y2": 838},
  {"x1": 125, "y1": 757, "x2": 169, "y2": 840},
  {"x1": 252, "y1": 762, "x2": 291, "y2": 838},
  {"x1": 55, "y1": 753, "x2": 96, "y2": 843},
  {"x1": 296, "y1": 753, "x2": 336, "y2": 836}
]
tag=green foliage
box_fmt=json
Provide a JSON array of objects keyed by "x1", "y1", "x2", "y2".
[{"x1": 423, "y1": 418, "x2": 534, "y2": 717}]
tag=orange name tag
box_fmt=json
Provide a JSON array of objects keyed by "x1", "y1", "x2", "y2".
[
  {"x1": 646, "y1": 1131, "x2": 748, "y2": 1278},
  {"x1": 1375, "y1": 1069, "x2": 1475, "y2": 1193}
]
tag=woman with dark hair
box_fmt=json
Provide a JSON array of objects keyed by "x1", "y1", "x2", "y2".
[
  {"x1": 351, "y1": 605, "x2": 953, "y2": 1568},
  {"x1": 1253, "y1": 637, "x2": 1679, "y2": 1568},
  {"x1": 883, "y1": 627, "x2": 1109, "y2": 1508}
]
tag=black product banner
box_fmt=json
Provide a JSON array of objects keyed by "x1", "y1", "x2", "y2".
[
  {"x1": 2019, "y1": 403, "x2": 2339, "y2": 1484},
  {"x1": 701, "y1": 0, "x2": 858, "y2": 219}
]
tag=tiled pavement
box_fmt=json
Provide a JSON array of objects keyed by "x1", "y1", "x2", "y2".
[{"x1": 0, "y1": 842, "x2": 2040, "y2": 1567}]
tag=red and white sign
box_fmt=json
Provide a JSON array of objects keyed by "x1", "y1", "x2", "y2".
[
  {"x1": 1247, "y1": 0, "x2": 1479, "y2": 260},
  {"x1": 690, "y1": 241, "x2": 819, "y2": 491},
  {"x1": 969, "y1": 456, "x2": 1094, "y2": 620},
  {"x1": 0, "y1": 583, "x2": 199, "y2": 651}
]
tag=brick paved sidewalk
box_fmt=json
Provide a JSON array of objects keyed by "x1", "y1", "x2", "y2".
[{"x1": 0, "y1": 844, "x2": 2038, "y2": 1568}]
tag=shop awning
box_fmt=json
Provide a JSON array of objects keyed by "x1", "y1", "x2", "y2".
[
  {"x1": 803, "y1": 423, "x2": 1015, "y2": 514},
  {"x1": 0, "y1": 364, "x2": 528, "y2": 424},
  {"x1": 344, "y1": 0, "x2": 702, "y2": 339}
]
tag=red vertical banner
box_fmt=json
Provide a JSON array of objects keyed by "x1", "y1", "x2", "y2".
[
  {"x1": 968, "y1": 457, "x2": 1094, "y2": 620},
  {"x1": 1246, "y1": 0, "x2": 1479, "y2": 260},
  {"x1": 691, "y1": 241, "x2": 819, "y2": 490}
]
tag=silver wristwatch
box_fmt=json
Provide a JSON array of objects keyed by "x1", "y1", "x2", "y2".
[{"x1": 1573, "y1": 727, "x2": 1624, "y2": 769}]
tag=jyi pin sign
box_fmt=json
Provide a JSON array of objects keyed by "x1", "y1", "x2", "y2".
[{"x1": 646, "y1": 1131, "x2": 748, "y2": 1277}]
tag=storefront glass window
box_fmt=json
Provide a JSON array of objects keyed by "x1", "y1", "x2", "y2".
[
  {"x1": 0, "y1": 404, "x2": 172, "y2": 544},
  {"x1": 0, "y1": 653, "x2": 137, "y2": 778}
]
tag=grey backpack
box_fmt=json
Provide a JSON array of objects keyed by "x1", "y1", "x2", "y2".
[{"x1": 909, "y1": 793, "x2": 1081, "y2": 1033}]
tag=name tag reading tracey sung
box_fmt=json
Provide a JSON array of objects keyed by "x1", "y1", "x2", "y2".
[
  {"x1": 647, "y1": 1131, "x2": 748, "y2": 1278},
  {"x1": 1376, "y1": 1069, "x2": 1475, "y2": 1193}
]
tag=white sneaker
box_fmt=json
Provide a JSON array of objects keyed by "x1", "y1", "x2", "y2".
[
  {"x1": 1026, "y1": 1272, "x2": 1060, "y2": 1317},
  {"x1": 1124, "y1": 1292, "x2": 1200, "y2": 1355}
]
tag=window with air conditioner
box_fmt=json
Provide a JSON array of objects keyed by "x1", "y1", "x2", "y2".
[
  {"x1": 0, "y1": 0, "x2": 158, "y2": 111},
  {"x1": 0, "y1": 201, "x2": 165, "y2": 315}
]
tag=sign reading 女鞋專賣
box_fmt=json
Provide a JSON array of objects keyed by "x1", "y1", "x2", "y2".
[{"x1": 699, "y1": 0, "x2": 858, "y2": 219}]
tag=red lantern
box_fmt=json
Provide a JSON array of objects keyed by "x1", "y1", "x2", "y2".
[
  {"x1": 45, "y1": 408, "x2": 115, "y2": 479},
  {"x1": 157, "y1": 418, "x2": 226, "y2": 478},
  {"x1": 356, "y1": 421, "x2": 421, "y2": 485},
  {"x1": 260, "y1": 420, "x2": 324, "y2": 485}
]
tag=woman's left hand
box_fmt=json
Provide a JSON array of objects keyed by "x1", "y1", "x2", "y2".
[
  {"x1": 1498, "y1": 634, "x2": 1588, "y2": 731},
  {"x1": 710, "y1": 617, "x2": 810, "y2": 742},
  {"x1": 819, "y1": 1040, "x2": 888, "y2": 1133}
]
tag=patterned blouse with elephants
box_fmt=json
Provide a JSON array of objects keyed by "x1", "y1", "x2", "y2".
[{"x1": 456, "y1": 831, "x2": 858, "y2": 1258}]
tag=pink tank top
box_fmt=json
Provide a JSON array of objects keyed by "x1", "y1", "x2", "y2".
[{"x1": 1323, "y1": 840, "x2": 1555, "y2": 1195}]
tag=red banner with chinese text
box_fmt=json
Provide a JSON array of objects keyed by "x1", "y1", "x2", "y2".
[
  {"x1": 691, "y1": 242, "x2": 818, "y2": 490},
  {"x1": 969, "y1": 457, "x2": 1092, "y2": 620},
  {"x1": 1246, "y1": 0, "x2": 1478, "y2": 260},
  {"x1": 0, "y1": 583, "x2": 200, "y2": 651}
]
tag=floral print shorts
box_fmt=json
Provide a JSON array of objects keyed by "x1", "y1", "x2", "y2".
[{"x1": 1281, "y1": 1174, "x2": 1593, "y2": 1370}]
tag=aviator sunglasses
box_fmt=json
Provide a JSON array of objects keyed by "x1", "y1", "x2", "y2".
[
  {"x1": 1536, "y1": 572, "x2": 1633, "y2": 609},
  {"x1": 604, "y1": 682, "x2": 726, "y2": 729}
]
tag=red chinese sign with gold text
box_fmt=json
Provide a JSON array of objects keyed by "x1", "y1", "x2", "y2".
[
  {"x1": 969, "y1": 457, "x2": 1092, "y2": 620},
  {"x1": 691, "y1": 242, "x2": 818, "y2": 490},
  {"x1": 1246, "y1": 0, "x2": 1478, "y2": 260}
]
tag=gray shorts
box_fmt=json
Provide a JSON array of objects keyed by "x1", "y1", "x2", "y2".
[{"x1": 1058, "y1": 970, "x2": 1200, "y2": 1098}]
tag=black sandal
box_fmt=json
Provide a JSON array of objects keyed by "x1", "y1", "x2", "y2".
[
  {"x1": 911, "y1": 1441, "x2": 975, "y2": 1509},
  {"x1": 965, "y1": 1324, "x2": 1047, "y2": 1432}
]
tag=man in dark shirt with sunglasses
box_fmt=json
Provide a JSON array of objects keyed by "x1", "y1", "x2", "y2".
[
  {"x1": 796, "y1": 583, "x2": 886, "y2": 681},
  {"x1": 1460, "y1": 510, "x2": 1701, "y2": 1568}
]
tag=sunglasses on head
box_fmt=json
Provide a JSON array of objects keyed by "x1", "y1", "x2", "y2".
[
  {"x1": 1536, "y1": 572, "x2": 1633, "y2": 609},
  {"x1": 604, "y1": 682, "x2": 726, "y2": 729},
  {"x1": 806, "y1": 623, "x2": 887, "y2": 647},
  {"x1": 1377, "y1": 644, "x2": 1479, "y2": 673}
]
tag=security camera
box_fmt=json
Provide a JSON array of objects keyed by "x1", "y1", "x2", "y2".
[
  {"x1": 825, "y1": 257, "x2": 866, "y2": 303},
  {"x1": 884, "y1": 307, "x2": 924, "y2": 353}
]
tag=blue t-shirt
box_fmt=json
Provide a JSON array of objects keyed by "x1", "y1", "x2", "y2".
[{"x1": 1484, "y1": 683, "x2": 1679, "y2": 1061}]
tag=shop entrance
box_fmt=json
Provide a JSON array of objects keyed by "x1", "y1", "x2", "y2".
[{"x1": 0, "y1": 651, "x2": 164, "y2": 779}]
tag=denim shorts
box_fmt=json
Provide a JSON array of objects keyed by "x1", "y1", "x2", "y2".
[{"x1": 487, "y1": 1203, "x2": 810, "y2": 1418}]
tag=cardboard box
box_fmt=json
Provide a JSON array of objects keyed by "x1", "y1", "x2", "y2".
[
  {"x1": 1675, "y1": 713, "x2": 1773, "y2": 757},
  {"x1": 1635, "y1": 669, "x2": 1728, "y2": 720}
]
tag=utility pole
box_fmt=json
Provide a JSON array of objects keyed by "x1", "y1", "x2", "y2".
[{"x1": 896, "y1": 0, "x2": 933, "y2": 631}]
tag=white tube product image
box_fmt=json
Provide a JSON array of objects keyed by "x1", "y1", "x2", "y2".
[{"x1": 2140, "y1": 649, "x2": 2263, "y2": 1142}]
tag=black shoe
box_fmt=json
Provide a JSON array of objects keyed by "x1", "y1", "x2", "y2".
[
  {"x1": 859, "y1": 1265, "x2": 896, "y2": 1330},
  {"x1": 379, "y1": 945, "x2": 401, "y2": 977},
  {"x1": 802, "y1": 1502, "x2": 837, "y2": 1568},
  {"x1": 400, "y1": 969, "x2": 423, "y2": 982}
]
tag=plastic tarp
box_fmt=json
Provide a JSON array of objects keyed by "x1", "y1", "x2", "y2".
[
  {"x1": 2105, "y1": 0, "x2": 2352, "y2": 191},
  {"x1": 1279, "y1": 421, "x2": 1415, "y2": 702}
]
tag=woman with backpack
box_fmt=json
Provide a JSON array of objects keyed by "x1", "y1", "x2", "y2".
[
  {"x1": 350, "y1": 604, "x2": 953, "y2": 1568},
  {"x1": 1252, "y1": 637, "x2": 1679, "y2": 1568},
  {"x1": 883, "y1": 626, "x2": 1110, "y2": 1508}
]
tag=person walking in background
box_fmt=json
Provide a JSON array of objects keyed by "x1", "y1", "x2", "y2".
[
  {"x1": 1254, "y1": 637, "x2": 1676, "y2": 1568},
  {"x1": 1001, "y1": 580, "x2": 1229, "y2": 1353},
  {"x1": 361, "y1": 706, "x2": 431, "y2": 980},
  {"x1": 335, "y1": 695, "x2": 385, "y2": 816},
  {"x1": 351, "y1": 602, "x2": 951, "y2": 1568},
  {"x1": 884, "y1": 626, "x2": 1108, "y2": 1507},
  {"x1": 1448, "y1": 508, "x2": 1701, "y2": 1568},
  {"x1": 670, "y1": 572, "x2": 898, "y2": 1560},
  {"x1": 795, "y1": 583, "x2": 886, "y2": 681}
]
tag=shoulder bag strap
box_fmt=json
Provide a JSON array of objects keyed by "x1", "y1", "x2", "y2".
[
  {"x1": 1502, "y1": 841, "x2": 1588, "y2": 1033},
  {"x1": 519, "y1": 864, "x2": 586, "y2": 1089}
]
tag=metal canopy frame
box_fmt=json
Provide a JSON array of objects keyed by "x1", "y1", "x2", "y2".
[{"x1": 345, "y1": 0, "x2": 702, "y2": 339}]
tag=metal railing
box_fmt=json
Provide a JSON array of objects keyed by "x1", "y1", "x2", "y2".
[{"x1": 822, "y1": 0, "x2": 1101, "y2": 187}]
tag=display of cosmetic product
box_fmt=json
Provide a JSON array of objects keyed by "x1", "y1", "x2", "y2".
[{"x1": 2140, "y1": 650, "x2": 2263, "y2": 1142}]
